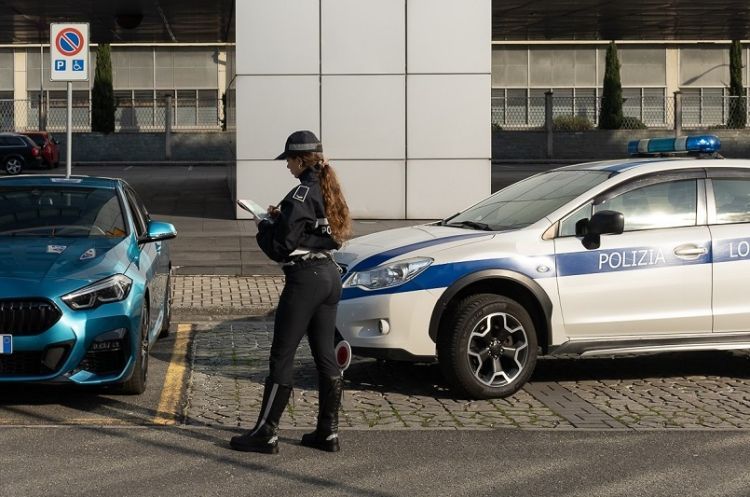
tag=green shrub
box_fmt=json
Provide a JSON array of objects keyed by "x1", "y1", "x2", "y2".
[
  {"x1": 553, "y1": 115, "x2": 593, "y2": 131},
  {"x1": 92, "y1": 44, "x2": 115, "y2": 133},
  {"x1": 728, "y1": 40, "x2": 746, "y2": 129},
  {"x1": 491, "y1": 122, "x2": 503, "y2": 132},
  {"x1": 599, "y1": 41, "x2": 624, "y2": 130},
  {"x1": 621, "y1": 116, "x2": 647, "y2": 129}
]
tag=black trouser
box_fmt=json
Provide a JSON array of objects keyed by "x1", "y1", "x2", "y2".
[{"x1": 269, "y1": 258, "x2": 342, "y2": 385}]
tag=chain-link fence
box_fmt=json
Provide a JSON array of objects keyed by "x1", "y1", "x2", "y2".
[
  {"x1": 492, "y1": 94, "x2": 750, "y2": 131},
  {"x1": 0, "y1": 98, "x2": 222, "y2": 133}
]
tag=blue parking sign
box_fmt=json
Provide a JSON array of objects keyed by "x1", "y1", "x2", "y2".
[
  {"x1": 1, "y1": 335, "x2": 11, "y2": 354},
  {"x1": 72, "y1": 59, "x2": 84, "y2": 71},
  {"x1": 54, "y1": 60, "x2": 66, "y2": 71}
]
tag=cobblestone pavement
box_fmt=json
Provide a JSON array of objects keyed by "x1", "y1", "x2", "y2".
[{"x1": 173, "y1": 276, "x2": 750, "y2": 431}]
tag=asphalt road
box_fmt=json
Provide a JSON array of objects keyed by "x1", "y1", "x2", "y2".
[{"x1": 3, "y1": 427, "x2": 750, "y2": 497}]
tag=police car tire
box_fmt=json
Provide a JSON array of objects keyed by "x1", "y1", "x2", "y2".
[{"x1": 437, "y1": 293, "x2": 537, "y2": 399}]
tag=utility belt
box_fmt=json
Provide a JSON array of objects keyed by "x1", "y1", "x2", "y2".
[{"x1": 280, "y1": 251, "x2": 333, "y2": 272}]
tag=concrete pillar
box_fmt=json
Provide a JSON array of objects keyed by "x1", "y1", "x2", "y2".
[
  {"x1": 545, "y1": 90, "x2": 553, "y2": 158},
  {"x1": 13, "y1": 49, "x2": 28, "y2": 130},
  {"x1": 665, "y1": 46, "x2": 680, "y2": 129},
  {"x1": 234, "y1": 0, "x2": 491, "y2": 220},
  {"x1": 217, "y1": 49, "x2": 227, "y2": 126}
]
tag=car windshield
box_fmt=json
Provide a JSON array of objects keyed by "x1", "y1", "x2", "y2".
[
  {"x1": 0, "y1": 186, "x2": 128, "y2": 238},
  {"x1": 442, "y1": 170, "x2": 610, "y2": 231}
]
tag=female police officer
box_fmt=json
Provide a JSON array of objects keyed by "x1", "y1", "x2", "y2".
[{"x1": 230, "y1": 130, "x2": 351, "y2": 454}]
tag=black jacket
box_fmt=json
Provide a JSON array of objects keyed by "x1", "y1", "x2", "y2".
[{"x1": 256, "y1": 168, "x2": 339, "y2": 262}]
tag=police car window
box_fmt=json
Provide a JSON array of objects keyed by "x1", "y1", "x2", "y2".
[
  {"x1": 444, "y1": 170, "x2": 609, "y2": 231},
  {"x1": 559, "y1": 203, "x2": 592, "y2": 237},
  {"x1": 594, "y1": 179, "x2": 697, "y2": 231},
  {"x1": 713, "y1": 179, "x2": 750, "y2": 224}
]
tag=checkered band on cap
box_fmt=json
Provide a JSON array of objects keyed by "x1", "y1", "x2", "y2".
[
  {"x1": 288, "y1": 143, "x2": 321, "y2": 151},
  {"x1": 276, "y1": 130, "x2": 323, "y2": 159}
]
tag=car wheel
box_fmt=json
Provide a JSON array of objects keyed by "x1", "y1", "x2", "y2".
[
  {"x1": 120, "y1": 304, "x2": 150, "y2": 395},
  {"x1": 437, "y1": 293, "x2": 537, "y2": 399},
  {"x1": 4, "y1": 157, "x2": 23, "y2": 175},
  {"x1": 159, "y1": 273, "x2": 172, "y2": 338}
]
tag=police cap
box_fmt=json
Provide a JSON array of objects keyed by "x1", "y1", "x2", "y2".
[{"x1": 275, "y1": 130, "x2": 323, "y2": 160}]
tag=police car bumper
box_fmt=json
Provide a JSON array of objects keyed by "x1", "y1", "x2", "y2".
[{"x1": 336, "y1": 289, "x2": 442, "y2": 359}]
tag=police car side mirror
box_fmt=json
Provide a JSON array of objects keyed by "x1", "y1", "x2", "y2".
[{"x1": 576, "y1": 210, "x2": 624, "y2": 250}]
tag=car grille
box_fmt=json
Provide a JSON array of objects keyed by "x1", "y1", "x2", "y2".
[
  {"x1": 0, "y1": 345, "x2": 70, "y2": 376},
  {"x1": 0, "y1": 299, "x2": 62, "y2": 335}
]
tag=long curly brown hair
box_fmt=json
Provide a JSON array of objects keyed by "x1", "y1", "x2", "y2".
[{"x1": 298, "y1": 152, "x2": 352, "y2": 244}]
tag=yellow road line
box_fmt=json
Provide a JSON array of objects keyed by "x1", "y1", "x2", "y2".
[{"x1": 153, "y1": 323, "x2": 192, "y2": 425}]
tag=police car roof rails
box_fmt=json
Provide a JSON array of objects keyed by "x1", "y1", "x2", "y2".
[{"x1": 627, "y1": 135, "x2": 722, "y2": 158}]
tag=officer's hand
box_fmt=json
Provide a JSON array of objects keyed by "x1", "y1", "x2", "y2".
[{"x1": 267, "y1": 205, "x2": 281, "y2": 218}]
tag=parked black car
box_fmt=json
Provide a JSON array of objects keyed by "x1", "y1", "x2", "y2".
[{"x1": 0, "y1": 133, "x2": 43, "y2": 175}]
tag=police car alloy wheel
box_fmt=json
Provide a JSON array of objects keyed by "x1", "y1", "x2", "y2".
[{"x1": 438, "y1": 294, "x2": 537, "y2": 399}]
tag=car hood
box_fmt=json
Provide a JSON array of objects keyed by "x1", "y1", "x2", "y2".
[
  {"x1": 334, "y1": 224, "x2": 494, "y2": 273},
  {"x1": 0, "y1": 237, "x2": 133, "y2": 298}
]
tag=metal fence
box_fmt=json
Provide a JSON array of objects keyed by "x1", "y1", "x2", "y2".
[
  {"x1": 0, "y1": 98, "x2": 222, "y2": 133},
  {"x1": 492, "y1": 95, "x2": 750, "y2": 131}
]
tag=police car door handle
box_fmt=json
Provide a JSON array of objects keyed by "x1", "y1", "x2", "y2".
[{"x1": 673, "y1": 244, "x2": 707, "y2": 259}]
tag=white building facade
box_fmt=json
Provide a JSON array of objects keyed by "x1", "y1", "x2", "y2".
[{"x1": 232, "y1": 0, "x2": 492, "y2": 220}]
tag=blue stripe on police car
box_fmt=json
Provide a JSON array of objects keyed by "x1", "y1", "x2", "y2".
[
  {"x1": 347, "y1": 233, "x2": 489, "y2": 274},
  {"x1": 713, "y1": 237, "x2": 750, "y2": 263},
  {"x1": 556, "y1": 242, "x2": 711, "y2": 276}
]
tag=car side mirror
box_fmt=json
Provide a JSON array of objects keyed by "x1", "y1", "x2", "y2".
[
  {"x1": 575, "y1": 210, "x2": 624, "y2": 250},
  {"x1": 140, "y1": 220, "x2": 177, "y2": 244}
]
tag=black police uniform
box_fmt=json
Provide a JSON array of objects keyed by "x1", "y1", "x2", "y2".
[
  {"x1": 256, "y1": 166, "x2": 342, "y2": 386},
  {"x1": 230, "y1": 131, "x2": 345, "y2": 454}
]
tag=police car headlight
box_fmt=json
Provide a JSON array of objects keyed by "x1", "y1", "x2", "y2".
[{"x1": 344, "y1": 257, "x2": 433, "y2": 290}]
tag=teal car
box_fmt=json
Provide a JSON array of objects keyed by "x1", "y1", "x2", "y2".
[{"x1": 0, "y1": 175, "x2": 176, "y2": 394}]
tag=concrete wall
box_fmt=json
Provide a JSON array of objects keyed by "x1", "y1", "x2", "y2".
[
  {"x1": 55, "y1": 132, "x2": 235, "y2": 163},
  {"x1": 234, "y1": 0, "x2": 492, "y2": 220},
  {"x1": 493, "y1": 130, "x2": 750, "y2": 161}
]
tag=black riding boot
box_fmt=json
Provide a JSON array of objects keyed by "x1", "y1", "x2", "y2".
[
  {"x1": 230, "y1": 377, "x2": 292, "y2": 454},
  {"x1": 301, "y1": 374, "x2": 343, "y2": 452}
]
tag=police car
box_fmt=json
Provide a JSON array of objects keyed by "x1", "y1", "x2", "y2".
[{"x1": 334, "y1": 135, "x2": 750, "y2": 399}]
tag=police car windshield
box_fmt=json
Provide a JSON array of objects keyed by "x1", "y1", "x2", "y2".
[{"x1": 444, "y1": 170, "x2": 610, "y2": 231}]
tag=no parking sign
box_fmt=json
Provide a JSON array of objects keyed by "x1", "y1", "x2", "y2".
[{"x1": 50, "y1": 23, "x2": 89, "y2": 81}]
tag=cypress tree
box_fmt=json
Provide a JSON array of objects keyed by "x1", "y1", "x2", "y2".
[
  {"x1": 91, "y1": 44, "x2": 115, "y2": 133},
  {"x1": 728, "y1": 40, "x2": 746, "y2": 129},
  {"x1": 599, "y1": 41, "x2": 624, "y2": 129}
]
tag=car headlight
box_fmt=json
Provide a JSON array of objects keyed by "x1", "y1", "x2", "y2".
[
  {"x1": 62, "y1": 274, "x2": 133, "y2": 310},
  {"x1": 344, "y1": 257, "x2": 433, "y2": 290}
]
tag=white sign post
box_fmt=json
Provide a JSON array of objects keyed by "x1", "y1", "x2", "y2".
[{"x1": 50, "y1": 23, "x2": 89, "y2": 178}]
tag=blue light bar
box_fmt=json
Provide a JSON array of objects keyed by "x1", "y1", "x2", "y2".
[{"x1": 627, "y1": 135, "x2": 721, "y2": 155}]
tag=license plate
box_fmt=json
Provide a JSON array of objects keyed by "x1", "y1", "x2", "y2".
[{"x1": 0, "y1": 334, "x2": 12, "y2": 354}]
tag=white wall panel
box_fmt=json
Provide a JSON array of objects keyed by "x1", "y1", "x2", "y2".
[
  {"x1": 236, "y1": 76, "x2": 319, "y2": 160},
  {"x1": 407, "y1": 74, "x2": 491, "y2": 159},
  {"x1": 407, "y1": 0, "x2": 490, "y2": 74},
  {"x1": 333, "y1": 160, "x2": 405, "y2": 218},
  {"x1": 322, "y1": 0, "x2": 405, "y2": 74},
  {"x1": 322, "y1": 76, "x2": 405, "y2": 159},
  {"x1": 406, "y1": 160, "x2": 490, "y2": 219},
  {"x1": 236, "y1": 0, "x2": 319, "y2": 75},
  {"x1": 235, "y1": 160, "x2": 300, "y2": 219}
]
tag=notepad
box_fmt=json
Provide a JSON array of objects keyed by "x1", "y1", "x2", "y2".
[{"x1": 237, "y1": 199, "x2": 270, "y2": 220}]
